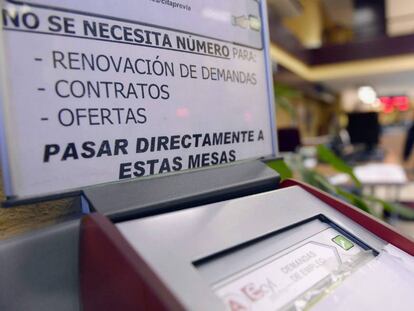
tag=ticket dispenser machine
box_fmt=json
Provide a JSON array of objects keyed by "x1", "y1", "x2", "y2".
[
  {"x1": 80, "y1": 180, "x2": 414, "y2": 311},
  {"x1": 1, "y1": 1, "x2": 414, "y2": 311}
]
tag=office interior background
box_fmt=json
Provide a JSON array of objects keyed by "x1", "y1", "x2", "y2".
[{"x1": 270, "y1": 0, "x2": 414, "y2": 236}]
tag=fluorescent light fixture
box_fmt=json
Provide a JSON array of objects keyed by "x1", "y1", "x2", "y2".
[{"x1": 358, "y1": 86, "x2": 377, "y2": 104}]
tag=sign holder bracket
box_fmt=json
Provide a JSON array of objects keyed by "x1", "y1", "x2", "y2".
[{"x1": 83, "y1": 160, "x2": 280, "y2": 222}]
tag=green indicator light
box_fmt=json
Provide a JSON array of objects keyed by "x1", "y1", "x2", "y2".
[
  {"x1": 332, "y1": 235, "x2": 354, "y2": 251},
  {"x1": 249, "y1": 16, "x2": 261, "y2": 32}
]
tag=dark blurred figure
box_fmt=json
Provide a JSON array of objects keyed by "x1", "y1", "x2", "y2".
[
  {"x1": 347, "y1": 112, "x2": 380, "y2": 152},
  {"x1": 403, "y1": 123, "x2": 414, "y2": 161},
  {"x1": 277, "y1": 127, "x2": 301, "y2": 153}
]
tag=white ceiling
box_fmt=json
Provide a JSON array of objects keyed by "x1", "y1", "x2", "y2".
[
  {"x1": 323, "y1": 70, "x2": 414, "y2": 97},
  {"x1": 321, "y1": 0, "x2": 414, "y2": 36},
  {"x1": 386, "y1": 0, "x2": 414, "y2": 36},
  {"x1": 269, "y1": 0, "x2": 414, "y2": 98},
  {"x1": 321, "y1": 0, "x2": 414, "y2": 97}
]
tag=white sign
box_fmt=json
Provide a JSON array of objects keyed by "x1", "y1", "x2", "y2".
[
  {"x1": 0, "y1": 0, "x2": 276, "y2": 197},
  {"x1": 313, "y1": 245, "x2": 414, "y2": 311},
  {"x1": 213, "y1": 228, "x2": 370, "y2": 311}
]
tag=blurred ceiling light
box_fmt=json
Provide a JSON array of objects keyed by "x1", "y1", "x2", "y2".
[{"x1": 358, "y1": 86, "x2": 377, "y2": 104}]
